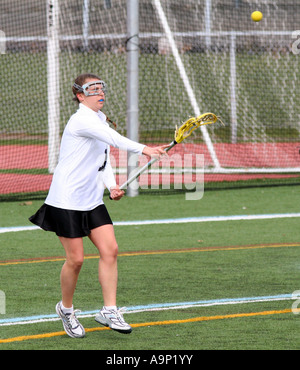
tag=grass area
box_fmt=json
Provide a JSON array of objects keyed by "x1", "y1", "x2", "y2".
[{"x1": 0, "y1": 186, "x2": 300, "y2": 350}]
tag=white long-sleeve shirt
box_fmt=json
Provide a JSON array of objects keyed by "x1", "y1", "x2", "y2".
[{"x1": 45, "y1": 103, "x2": 145, "y2": 210}]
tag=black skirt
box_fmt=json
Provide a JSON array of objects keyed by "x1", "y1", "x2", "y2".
[{"x1": 29, "y1": 203, "x2": 113, "y2": 238}]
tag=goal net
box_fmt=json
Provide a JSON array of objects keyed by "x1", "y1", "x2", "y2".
[{"x1": 1, "y1": 0, "x2": 300, "y2": 200}]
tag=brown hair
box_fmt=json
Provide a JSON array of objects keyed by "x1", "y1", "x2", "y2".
[{"x1": 72, "y1": 73, "x2": 102, "y2": 103}]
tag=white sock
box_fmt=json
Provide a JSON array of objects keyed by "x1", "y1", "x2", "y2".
[
  {"x1": 61, "y1": 302, "x2": 74, "y2": 315},
  {"x1": 104, "y1": 305, "x2": 117, "y2": 311}
]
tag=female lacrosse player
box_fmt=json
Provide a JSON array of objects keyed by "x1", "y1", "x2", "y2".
[{"x1": 29, "y1": 73, "x2": 168, "y2": 338}]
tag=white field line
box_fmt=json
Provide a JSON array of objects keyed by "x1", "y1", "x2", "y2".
[
  {"x1": 1, "y1": 213, "x2": 300, "y2": 234},
  {"x1": 0, "y1": 294, "x2": 293, "y2": 327}
]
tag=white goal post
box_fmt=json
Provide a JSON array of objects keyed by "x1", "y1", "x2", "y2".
[
  {"x1": 152, "y1": 0, "x2": 221, "y2": 171},
  {"x1": 47, "y1": 0, "x2": 60, "y2": 173}
]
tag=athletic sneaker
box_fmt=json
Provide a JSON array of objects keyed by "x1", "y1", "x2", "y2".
[
  {"x1": 55, "y1": 301, "x2": 85, "y2": 338},
  {"x1": 95, "y1": 307, "x2": 132, "y2": 334}
]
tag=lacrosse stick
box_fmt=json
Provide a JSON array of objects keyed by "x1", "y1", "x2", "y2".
[{"x1": 118, "y1": 112, "x2": 223, "y2": 191}]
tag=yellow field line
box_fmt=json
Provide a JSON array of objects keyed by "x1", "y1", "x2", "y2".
[
  {"x1": 0, "y1": 243, "x2": 299, "y2": 266},
  {"x1": 0, "y1": 308, "x2": 293, "y2": 344},
  {"x1": 0, "y1": 258, "x2": 66, "y2": 266},
  {"x1": 117, "y1": 243, "x2": 300, "y2": 257}
]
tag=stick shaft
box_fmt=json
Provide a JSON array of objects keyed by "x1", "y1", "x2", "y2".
[{"x1": 120, "y1": 141, "x2": 176, "y2": 190}]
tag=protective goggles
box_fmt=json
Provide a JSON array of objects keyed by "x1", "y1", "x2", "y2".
[{"x1": 73, "y1": 80, "x2": 107, "y2": 96}]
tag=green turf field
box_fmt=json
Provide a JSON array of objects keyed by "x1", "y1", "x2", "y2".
[{"x1": 0, "y1": 185, "x2": 300, "y2": 350}]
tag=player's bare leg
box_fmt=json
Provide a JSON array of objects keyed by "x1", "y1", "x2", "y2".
[
  {"x1": 88, "y1": 224, "x2": 118, "y2": 306},
  {"x1": 59, "y1": 236, "x2": 85, "y2": 308},
  {"x1": 90, "y1": 225, "x2": 132, "y2": 333},
  {"x1": 56, "y1": 236, "x2": 85, "y2": 338}
]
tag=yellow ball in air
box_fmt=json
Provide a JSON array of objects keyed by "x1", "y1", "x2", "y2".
[{"x1": 251, "y1": 11, "x2": 263, "y2": 22}]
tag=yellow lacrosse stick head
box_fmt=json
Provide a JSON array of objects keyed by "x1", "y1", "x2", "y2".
[{"x1": 174, "y1": 113, "x2": 220, "y2": 143}]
